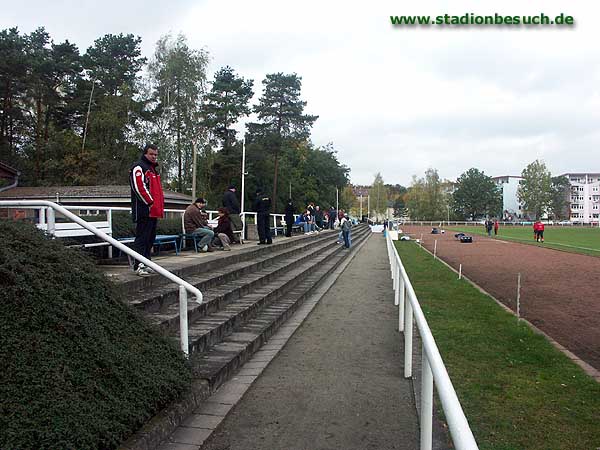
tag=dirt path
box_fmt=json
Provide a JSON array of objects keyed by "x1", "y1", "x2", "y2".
[
  {"x1": 402, "y1": 226, "x2": 600, "y2": 371},
  {"x1": 200, "y1": 235, "x2": 420, "y2": 450}
]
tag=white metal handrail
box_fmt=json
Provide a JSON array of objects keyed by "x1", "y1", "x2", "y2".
[
  {"x1": 9, "y1": 204, "x2": 299, "y2": 238},
  {"x1": 0, "y1": 200, "x2": 202, "y2": 357},
  {"x1": 385, "y1": 229, "x2": 478, "y2": 450}
]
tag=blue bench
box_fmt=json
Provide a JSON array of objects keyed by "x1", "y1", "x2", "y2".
[{"x1": 117, "y1": 234, "x2": 181, "y2": 258}]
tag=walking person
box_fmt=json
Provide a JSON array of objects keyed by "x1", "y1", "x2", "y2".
[
  {"x1": 485, "y1": 219, "x2": 493, "y2": 237},
  {"x1": 340, "y1": 213, "x2": 352, "y2": 249},
  {"x1": 284, "y1": 199, "x2": 295, "y2": 237},
  {"x1": 184, "y1": 198, "x2": 214, "y2": 252},
  {"x1": 129, "y1": 143, "x2": 164, "y2": 276},
  {"x1": 534, "y1": 220, "x2": 545, "y2": 242},
  {"x1": 254, "y1": 189, "x2": 272, "y2": 245},
  {"x1": 494, "y1": 219, "x2": 499, "y2": 236},
  {"x1": 223, "y1": 184, "x2": 242, "y2": 240}
]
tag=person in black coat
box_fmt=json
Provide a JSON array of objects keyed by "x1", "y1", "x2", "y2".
[
  {"x1": 222, "y1": 184, "x2": 242, "y2": 234},
  {"x1": 284, "y1": 199, "x2": 294, "y2": 237},
  {"x1": 253, "y1": 189, "x2": 272, "y2": 245}
]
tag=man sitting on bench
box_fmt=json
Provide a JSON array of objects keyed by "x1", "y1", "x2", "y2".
[{"x1": 184, "y1": 198, "x2": 214, "y2": 252}]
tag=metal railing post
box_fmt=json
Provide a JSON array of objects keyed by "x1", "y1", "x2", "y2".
[
  {"x1": 179, "y1": 285, "x2": 189, "y2": 357},
  {"x1": 107, "y1": 209, "x2": 113, "y2": 259},
  {"x1": 404, "y1": 293, "x2": 413, "y2": 378},
  {"x1": 399, "y1": 276, "x2": 405, "y2": 332},
  {"x1": 420, "y1": 353, "x2": 434, "y2": 450},
  {"x1": 47, "y1": 207, "x2": 56, "y2": 237},
  {"x1": 394, "y1": 265, "x2": 400, "y2": 306}
]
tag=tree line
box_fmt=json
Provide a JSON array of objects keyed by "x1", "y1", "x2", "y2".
[
  {"x1": 0, "y1": 27, "x2": 350, "y2": 212},
  {"x1": 360, "y1": 160, "x2": 570, "y2": 221}
]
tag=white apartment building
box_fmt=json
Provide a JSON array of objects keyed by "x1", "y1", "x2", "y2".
[
  {"x1": 492, "y1": 175, "x2": 524, "y2": 220},
  {"x1": 561, "y1": 173, "x2": 600, "y2": 223}
]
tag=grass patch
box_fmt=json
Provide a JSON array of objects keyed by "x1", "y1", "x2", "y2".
[
  {"x1": 395, "y1": 240, "x2": 600, "y2": 450},
  {"x1": 0, "y1": 220, "x2": 192, "y2": 450},
  {"x1": 450, "y1": 225, "x2": 600, "y2": 257}
]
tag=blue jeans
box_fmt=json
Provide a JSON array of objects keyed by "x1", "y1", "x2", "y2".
[
  {"x1": 342, "y1": 230, "x2": 350, "y2": 248},
  {"x1": 193, "y1": 227, "x2": 214, "y2": 249}
]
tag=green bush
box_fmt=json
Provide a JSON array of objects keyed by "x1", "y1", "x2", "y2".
[{"x1": 0, "y1": 220, "x2": 192, "y2": 449}]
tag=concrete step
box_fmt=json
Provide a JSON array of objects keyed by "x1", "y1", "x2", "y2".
[
  {"x1": 117, "y1": 230, "x2": 340, "y2": 295},
  {"x1": 138, "y1": 228, "x2": 370, "y2": 335},
  {"x1": 180, "y1": 233, "x2": 364, "y2": 355},
  {"x1": 126, "y1": 231, "x2": 336, "y2": 314},
  {"x1": 188, "y1": 227, "x2": 371, "y2": 389}
]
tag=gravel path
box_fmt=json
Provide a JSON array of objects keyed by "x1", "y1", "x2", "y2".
[{"x1": 200, "y1": 235, "x2": 420, "y2": 450}]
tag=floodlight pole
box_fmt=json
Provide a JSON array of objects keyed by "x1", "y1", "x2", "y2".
[
  {"x1": 360, "y1": 194, "x2": 363, "y2": 219},
  {"x1": 241, "y1": 137, "x2": 246, "y2": 237}
]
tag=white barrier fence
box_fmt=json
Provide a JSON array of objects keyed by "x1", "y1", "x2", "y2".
[
  {"x1": 0, "y1": 200, "x2": 202, "y2": 357},
  {"x1": 385, "y1": 231, "x2": 479, "y2": 450},
  {"x1": 398, "y1": 220, "x2": 599, "y2": 228}
]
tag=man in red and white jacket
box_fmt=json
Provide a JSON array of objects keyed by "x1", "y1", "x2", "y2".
[{"x1": 129, "y1": 143, "x2": 165, "y2": 276}]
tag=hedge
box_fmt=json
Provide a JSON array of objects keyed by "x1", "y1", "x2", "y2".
[{"x1": 0, "y1": 220, "x2": 192, "y2": 449}]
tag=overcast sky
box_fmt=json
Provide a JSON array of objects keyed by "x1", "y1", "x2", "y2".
[{"x1": 3, "y1": 0, "x2": 599, "y2": 186}]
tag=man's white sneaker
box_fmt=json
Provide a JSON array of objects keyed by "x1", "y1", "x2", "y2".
[
  {"x1": 201, "y1": 245, "x2": 208, "y2": 252},
  {"x1": 136, "y1": 265, "x2": 152, "y2": 277}
]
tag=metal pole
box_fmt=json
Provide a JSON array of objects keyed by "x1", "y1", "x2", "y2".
[
  {"x1": 399, "y1": 276, "x2": 405, "y2": 332},
  {"x1": 459, "y1": 263, "x2": 462, "y2": 280},
  {"x1": 420, "y1": 354, "x2": 434, "y2": 450},
  {"x1": 394, "y1": 265, "x2": 400, "y2": 306},
  {"x1": 404, "y1": 294, "x2": 413, "y2": 378},
  {"x1": 360, "y1": 194, "x2": 363, "y2": 220},
  {"x1": 241, "y1": 138, "x2": 246, "y2": 238},
  {"x1": 516, "y1": 273, "x2": 521, "y2": 320},
  {"x1": 179, "y1": 286, "x2": 189, "y2": 357},
  {"x1": 82, "y1": 81, "x2": 94, "y2": 154},
  {"x1": 47, "y1": 207, "x2": 56, "y2": 237},
  {"x1": 107, "y1": 209, "x2": 113, "y2": 259},
  {"x1": 191, "y1": 139, "x2": 198, "y2": 201}
]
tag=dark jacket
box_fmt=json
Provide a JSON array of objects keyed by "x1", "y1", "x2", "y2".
[
  {"x1": 184, "y1": 204, "x2": 210, "y2": 233},
  {"x1": 129, "y1": 155, "x2": 164, "y2": 222},
  {"x1": 223, "y1": 190, "x2": 241, "y2": 215},
  {"x1": 214, "y1": 215, "x2": 234, "y2": 241},
  {"x1": 285, "y1": 202, "x2": 294, "y2": 218},
  {"x1": 254, "y1": 194, "x2": 271, "y2": 215}
]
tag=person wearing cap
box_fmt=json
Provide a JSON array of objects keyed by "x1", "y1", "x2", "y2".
[
  {"x1": 222, "y1": 184, "x2": 242, "y2": 238},
  {"x1": 183, "y1": 198, "x2": 214, "y2": 252},
  {"x1": 253, "y1": 188, "x2": 272, "y2": 245}
]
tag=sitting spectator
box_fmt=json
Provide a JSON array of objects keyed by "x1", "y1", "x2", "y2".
[
  {"x1": 184, "y1": 198, "x2": 214, "y2": 252},
  {"x1": 212, "y1": 207, "x2": 234, "y2": 251}
]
